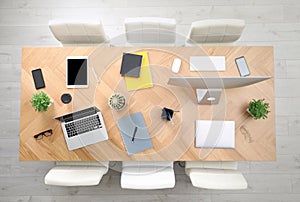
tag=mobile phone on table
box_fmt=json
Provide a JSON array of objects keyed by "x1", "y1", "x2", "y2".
[
  {"x1": 32, "y1": 68, "x2": 45, "y2": 89},
  {"x1": 235, "y1": 56, "x2": 250, "y2": 77}
]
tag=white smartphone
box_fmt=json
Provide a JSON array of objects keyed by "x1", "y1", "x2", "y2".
[{"x1": 235, "y1": 56, "x2": 250, "y2": 77}]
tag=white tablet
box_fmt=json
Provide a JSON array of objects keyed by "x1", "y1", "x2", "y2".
[{"x1": 66, "y1": 56, "x2": 88, "y2": 88}]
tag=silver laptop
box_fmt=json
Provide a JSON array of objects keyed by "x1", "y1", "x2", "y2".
[{"x1": 55, "y1": 106, "x2": 108, "y2": 151}]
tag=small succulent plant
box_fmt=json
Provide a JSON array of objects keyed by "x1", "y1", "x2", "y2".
[
  {"x1": 247, "y1": 99, "x2": 270, "y2": 120},
  {"x1": 31, "y1": 91, "x2": 51, "y2": 112}
]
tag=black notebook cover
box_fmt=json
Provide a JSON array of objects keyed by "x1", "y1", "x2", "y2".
[{"x1": 120, "y1": 53, "x2": 143, "y2": 77}]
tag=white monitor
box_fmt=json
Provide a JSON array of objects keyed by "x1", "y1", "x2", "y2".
[
  {"x1": 167, "y1": 76, "x2": 271, "y2": 89},
  {"x1": 167, "y1": 76, "x2": 271, "y2": 104}
]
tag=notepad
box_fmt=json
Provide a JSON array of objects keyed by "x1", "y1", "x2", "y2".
[
  {"x1": 190, "y1": 56, "x2": 226, "y2": 71},
  {"x1": 120, "y1": 53, "x2": 143, "y2": 77},
  {"x1": 117, "y1": 112, "x2": 153, "y2": 155},
  {"x1": 125, "y1": 51, "x2": 153, "y2": 91},
  {"x1": 195, "y1": 120, "x2": 235, "y2": 148}
]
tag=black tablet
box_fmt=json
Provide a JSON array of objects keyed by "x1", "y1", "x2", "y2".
[{"x1": 66, "y1": 56, "x2": 88, "y2": 88}]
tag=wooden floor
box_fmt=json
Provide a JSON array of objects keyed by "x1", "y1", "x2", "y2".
[{"x1": 0, "y1": 0, "x2": 300, "y2": 201}]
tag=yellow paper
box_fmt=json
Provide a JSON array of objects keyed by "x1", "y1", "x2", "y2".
[{"x1": 125, "y1": 51, "x2": 153, "y2": 91}]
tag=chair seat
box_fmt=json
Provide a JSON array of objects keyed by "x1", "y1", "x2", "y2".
[
  {"x1": 188, "y1": 168, "x2": 247, "y2": 190},
  {"x1": 121, "y1": 166, "x2": 175, "y2": 189},
  {"x1": 185, "y1": 161, "x2": 237, "y2": 171},
  {"x1": 44, "y1": 166, "x2": 108, "y2": 186}
]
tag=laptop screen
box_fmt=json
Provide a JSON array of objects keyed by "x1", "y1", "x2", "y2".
[{"x1": 54, "y1": 106, "x2": 99, "y2": 122}]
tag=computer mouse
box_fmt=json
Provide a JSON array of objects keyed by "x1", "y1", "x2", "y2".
[
  {"x1": 172, "y1": 58, "x2": 182, "y2": 73},
  {"x1": 61, "y1": 93, "x2": 72, "y2": 104}
]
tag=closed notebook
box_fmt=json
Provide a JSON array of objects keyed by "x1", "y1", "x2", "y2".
[
  {"x1": 195, "y1": 120, "x2": 235, "y2": 148},
  {"x1": 125, "y1": 51, "x2": 153, "y2": 91},
  {"x1": 117, "y1": 112, "x2": 153, "y2": 155},
  {"x1": 120, "y1": 53, "x2": 143, "y2": 77}
]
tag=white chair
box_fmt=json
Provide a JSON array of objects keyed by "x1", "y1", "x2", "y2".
[
  {"x1": 44, "y1": 161, "x2": 109, "y2": 186},
  {"x1": 49, "y1": 20, "x2": 109, "y2": 46},
  {"x1": 121, "y1": 161, "x2": 175, "y2": 189},
  {"x1": 185, "y1": 161, "x2": 248, "y2": 190},
  {"x1": 186, "y1": 19, "x2": 245, "y2": 45},
  {"x1": 124, "y1": 17, "x2": 176, "y2": 46}
]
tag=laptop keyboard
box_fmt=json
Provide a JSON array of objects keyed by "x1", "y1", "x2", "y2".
[{"x1": 65, "y1": 115, "x2": 102, "y2": 138}]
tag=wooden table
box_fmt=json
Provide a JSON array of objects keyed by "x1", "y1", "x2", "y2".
[{"x1": 20, "y1": 46, "x2": 275, "y2": 161}]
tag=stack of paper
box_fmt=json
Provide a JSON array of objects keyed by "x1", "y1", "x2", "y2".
[{"x1": 125, "y1": 51, "x2": 153, "y2": 91}]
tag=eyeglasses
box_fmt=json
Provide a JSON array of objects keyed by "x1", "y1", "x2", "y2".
[
  {"x1": 240, "y1": 126, "x2": 253, "y2": 143},
  {"x1": 34, "y1": 129, "x2": 53, "y2": 140}
]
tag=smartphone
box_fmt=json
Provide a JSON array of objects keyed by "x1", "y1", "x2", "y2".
[
  {"x1": 235, "y1": 56, "x2": 250, "y2": 77},
  {"x1": 32, "y1": 68, "x2": 45, "y2": 89}
]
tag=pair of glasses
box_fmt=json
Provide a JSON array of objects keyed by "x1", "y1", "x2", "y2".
[
  {"x1": 240, "y1": 126, "x2": 253, "y2": 143},
  {"x1": 34, "y1": 129, "x2": 53, "y2": 140}
]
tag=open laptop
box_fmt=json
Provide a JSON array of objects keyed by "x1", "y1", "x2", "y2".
[{"x1": 55, "y1": 106, "x2": 108, "y2": 151}]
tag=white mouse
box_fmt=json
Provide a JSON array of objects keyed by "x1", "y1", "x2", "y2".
[{"x1": 172, "y1": 58, "x2": 182, "y2": 73}]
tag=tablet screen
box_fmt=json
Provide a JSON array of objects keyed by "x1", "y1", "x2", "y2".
[{"x1": 67, "y1": 58, "x2": 87, "y2": 86}]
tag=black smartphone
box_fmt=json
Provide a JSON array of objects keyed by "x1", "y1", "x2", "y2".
[
  {"x1": 235, "y1": 56, "x2": 250, "y2": 77},
  {"x1": 32, "y1": 68, "x2": 45, "y2": 89}
]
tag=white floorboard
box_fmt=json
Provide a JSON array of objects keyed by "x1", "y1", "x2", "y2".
[{"x1": 0, "y1": 0, "x2": 299, "y2": 201}]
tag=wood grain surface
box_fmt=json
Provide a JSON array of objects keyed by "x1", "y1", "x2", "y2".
[{"x1": 20, "y1": 46, "x2": 275, "y2": 161}]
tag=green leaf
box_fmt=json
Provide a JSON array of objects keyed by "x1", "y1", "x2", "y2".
[
  {"x1": 248, "y1": 98, "x2": 270, "y2": 120},
  {"x1": 30, "y1": 91, "x2": 51, "y2": 112}
]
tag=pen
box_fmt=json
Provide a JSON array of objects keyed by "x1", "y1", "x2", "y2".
[
  {"x1": 168, "y1": 112, "x2": 174, "y2": 125},
  {"x1": 131, "y1": 126, "x2": 138, "y2": 143}
]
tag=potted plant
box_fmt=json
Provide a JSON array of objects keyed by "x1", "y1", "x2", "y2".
[
  {"x1": 247, "y1": 99, "x2": 270, "y2": 120},
  {"x1": 31, "y1": 91, "x2": 52, "y2": 112}
]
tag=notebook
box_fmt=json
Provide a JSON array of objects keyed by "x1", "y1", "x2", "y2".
[
  {"x1": 117, "y1": 112, "x2": 153, "y2": 155},
  {"x1": 120, "y1": 53, "x2": 143, "y2": 77},
  {"x1": 125, "y1": 51, "x2": 153, "y2": 91},
  {"x1": 190, "y1": 56, "x2": 226, "y2": 71},
  {"x1": 195, "y1": 120, "x2": 235, "y2": 148}
]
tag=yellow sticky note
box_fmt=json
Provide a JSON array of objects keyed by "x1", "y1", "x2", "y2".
[{"x1": 125, "y1": 51, "x2": 153, "y2": 91}]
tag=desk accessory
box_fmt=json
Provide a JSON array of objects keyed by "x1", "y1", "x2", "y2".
[
  {"x1": 247, "y1": 99, "x2": 270, "y2": 120},
  {"x1": 125, "y1": 51, "x2": 153, "y2": 91},
  {"x1": 161, "y1": 107, "x2": 179, "y2": 124},
  {"x1": 195, "y1": 120, "x2": 235, "y2": 148},
  {"x1": 61, "y1": 93, "x2": 72, "y2": 104},
  {"x1": 34, "y1": 129, "x2": 53, "y2": 140},
  {"x1": 108, "y1": 93, "x2": 126, "y2": 111},
  {"x1": 190, "y1": 56, "x2": 225, "y2": 71},
  {"x1": 120, "y1": 53, "x2": 143, "y2": 77},
  {"x1": 117, "y1": 112, "x2": 153, "y2": 155},
  {"x1": 32, "y1": 68, "x2": 45, "y2": 89},
  {"x1": 31, "y1": 91, "x2": 52, "y2": 112}
]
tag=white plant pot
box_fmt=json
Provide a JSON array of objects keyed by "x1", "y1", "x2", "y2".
[
  {"x1": 108, "y1": 93, "x2": 126, "y2": 111},
  {"x1": 246, "y1": 108, "x2": 255, "y2": 118}
]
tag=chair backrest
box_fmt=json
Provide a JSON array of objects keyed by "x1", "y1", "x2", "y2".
[
  {"x1": 187, "y1": 19, "x2": 245, "y2": 44},
  {"x1": 56, "y1": 161, "x2": 109, "y2": 168},
  {"x1": 49, "y1": 20, "x2": 108, "y2": 46},
  {"x1": 122, "y1": 161, "x2": 173, "y2": 169},
  {"x1": 185, "y1": 161, "x2": 237, "y2": 170},
  {"x1": 125, "y1": 17, "x2": 176, "y2": 45},
  {"x1": 189, "y1": 169, "x2": 248, "y2": 190},
  {"x1": 45, "y1": 161, "x2": 109, "y2": 186}
]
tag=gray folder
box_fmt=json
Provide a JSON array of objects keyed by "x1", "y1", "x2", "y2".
[{"x1": 117, "y1": 112, "x2": 153, "y2": 155}]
